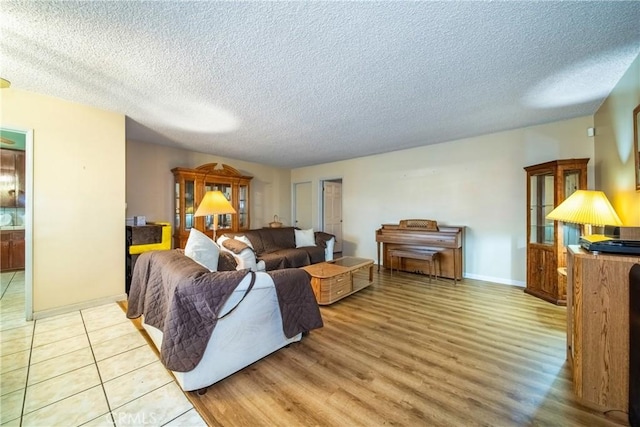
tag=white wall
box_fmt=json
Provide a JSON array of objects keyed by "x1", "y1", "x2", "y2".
[
  {"x1": 292, "y1": 116, "x2": 595, "y2": 285},
  {"x1": 126, "y1": 140, "x2": 291, "y2": 233},
  {"x1": 1, "y1": 89, "x2": 126, "y2": 315},
  {"x1": 594, "y1": 52, "x2": 640, "y2": 226}
]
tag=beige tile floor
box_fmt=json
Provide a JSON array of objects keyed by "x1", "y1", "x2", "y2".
[{"x1": 0, "y1": 270, "x2": 206, "y2": 426}]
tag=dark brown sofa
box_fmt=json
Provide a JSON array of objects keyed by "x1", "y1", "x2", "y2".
[{"x1": 219, "y1": 227, "x2": 335, "y2": 271}]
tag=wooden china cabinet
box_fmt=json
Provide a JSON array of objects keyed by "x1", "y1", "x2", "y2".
[
  {"x1": 171, "y1": 163, "x2": 252, "y2": 248},
  {"x1": 524, "y1": 158, "x2": 588, "y2": 305}
]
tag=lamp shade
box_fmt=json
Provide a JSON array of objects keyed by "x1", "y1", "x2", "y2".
[
  {"x1": 546, "y1": 190, "x2": 622, "y2": 226},
  {"x1": 194, "y1": 191, "x2": 236, "y2": 216}
]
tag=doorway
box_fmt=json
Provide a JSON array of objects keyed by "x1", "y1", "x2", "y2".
[
  {"x1": 322, "y1": 179, "x2": 343, "y2": 253},
  {"x1": 0, "y1": 127, "x2": 33, "y2": 320}
]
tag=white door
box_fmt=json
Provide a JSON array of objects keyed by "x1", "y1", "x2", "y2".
[
  {"x1": 323, "y1": 181, "x2": 342, "y2": 253},
  {"x1": 294, "y1": 182, "x2": 312, "y2": 230}
]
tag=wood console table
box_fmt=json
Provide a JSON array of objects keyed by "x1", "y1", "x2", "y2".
[{"x1": 567, "y1": 245, "x2": 640, "y2": 418}]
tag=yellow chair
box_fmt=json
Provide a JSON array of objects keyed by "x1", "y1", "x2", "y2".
[{"x1": 128, "y1": 222, "x2": 171, "y2": 255}]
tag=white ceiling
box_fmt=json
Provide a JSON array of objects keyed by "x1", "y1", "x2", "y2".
[{"x1": 1, "y1": 1, "x2": 639, "y2": 168}]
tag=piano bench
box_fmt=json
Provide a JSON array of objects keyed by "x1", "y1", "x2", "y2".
[{"x1": 389, "y1": 249, "x2": 440, "y2": 282}]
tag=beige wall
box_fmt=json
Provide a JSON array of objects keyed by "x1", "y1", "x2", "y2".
[
  {"x1": 1, "y1": 89, "x2": 126, "y2": 315},
  {"x1": 126, "y1": 140, "x2": 291, "y2": 234},
  {"x1": 292, "y1": 116, "x2": 595, "y2": 285},
  {"x1": 594, "y1": 53, "x2": 640, "y2": 226}
]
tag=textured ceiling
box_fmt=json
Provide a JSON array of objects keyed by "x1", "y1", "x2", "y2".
[{"x1": 1, "y1": 1, "x2": 639, "y2": 168}]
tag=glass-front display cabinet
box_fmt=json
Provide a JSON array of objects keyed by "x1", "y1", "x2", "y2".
[
  {"x1": 172, "y1": 163, "x2": 252, "y2": 248},
  {"x1": 524, "y1": 158, "x2": 588, "y2": 305}
]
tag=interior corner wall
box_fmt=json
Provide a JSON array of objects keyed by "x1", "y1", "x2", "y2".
[
  {"x1": 0, "y1": 89, "x2": 126, "y2": 315},
  {"x1": 292, "y1": 116, "x2": 595, "y2": 286},
  {"x1": 125, "y1": 140, "x2": 291, "y2": 235},
  {"x1": 594, "y1": 53, "x2": 640, "y2": 226}
]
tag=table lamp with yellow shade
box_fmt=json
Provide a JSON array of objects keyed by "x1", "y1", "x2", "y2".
[
  {"x1": 546, "y1": 189, "x2": 623, "y2": 246},
  {"x1": 194, "y1": 190, "x2": 236, "y2": 241}
]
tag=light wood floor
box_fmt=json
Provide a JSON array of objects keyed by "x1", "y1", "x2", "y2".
[{"x1": 173, "y1": 271, "x2": 626, "y2": 426}]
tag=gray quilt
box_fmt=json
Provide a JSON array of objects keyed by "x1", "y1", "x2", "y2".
[{"x1": 127, "y1": 250, "x2": 322, "y2": 372}]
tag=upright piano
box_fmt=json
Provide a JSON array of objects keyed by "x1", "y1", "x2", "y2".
[{"x1": 376, "y1": 219, "x2": 464, "y2": 280}]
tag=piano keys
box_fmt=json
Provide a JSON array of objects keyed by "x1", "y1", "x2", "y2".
[{"x1": 376, "y1": 220, "x2": 464, "y2": 280}]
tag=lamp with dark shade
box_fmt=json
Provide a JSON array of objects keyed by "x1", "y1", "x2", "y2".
[
  {"x1": 194, "y1": 190, "x2": 236, "y2": 240},
  {"x1": 546, "y1": 190, "x2": 622, "y2": 237}
]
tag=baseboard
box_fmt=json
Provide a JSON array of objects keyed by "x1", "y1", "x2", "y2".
[
  {"x1": 463, "y1": 273, "x2": 525, "y2": 287},
  {"x1": 32, "y1": 293, "x2": 128, "y2": 320}
]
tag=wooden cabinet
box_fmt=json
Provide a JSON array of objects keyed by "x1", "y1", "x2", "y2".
[
  {"x1": 567, "y1": 246, "x2": 639, "y2": 417},
  {"x1": 524, "y1": 159, "x2": 588, "y2": 305},
  {"x1": 1, "y1": 230, "x2": 25, "y2": 270},
  {"x1": 171, "y1": 163, "x2": 252, "y2": 249},
  {"x1": 0, "y1": 149, "x2": 25, "y2": 207},
  {"x1": 314, "y1": 271, "x2": 351, "y2": 303}
]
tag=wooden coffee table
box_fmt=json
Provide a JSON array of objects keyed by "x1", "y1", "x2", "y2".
[{"x1": 302, "y1": 257, "x2": 374, "y2": 305}]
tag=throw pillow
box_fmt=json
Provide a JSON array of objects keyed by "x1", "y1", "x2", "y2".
[
  {"x1": 184, "y1": 228, "x2": 219, "y2": 271},
  {"x1": 295, "y1": 228, "x2": 316, "y2": 248},
  {"x1": 222, "y1": 238, "x2": 251, "y2": 254},
  {"x1": 235, "y1": 235, "x2": 254, "y2": 249},
  {"x1": 217, "y1": 235, "x2": 230, "y2": 247},
  {"x1": 222, "y1": 239, "x2": 260, "y2": 271},
  {"x1": 237, "y1": 250, "x2": 260, "y2": 272}
]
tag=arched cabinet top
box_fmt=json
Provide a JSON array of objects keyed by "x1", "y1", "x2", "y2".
[{"x1": 172, "y1": 163, "x2": 253, "y2": 180}]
